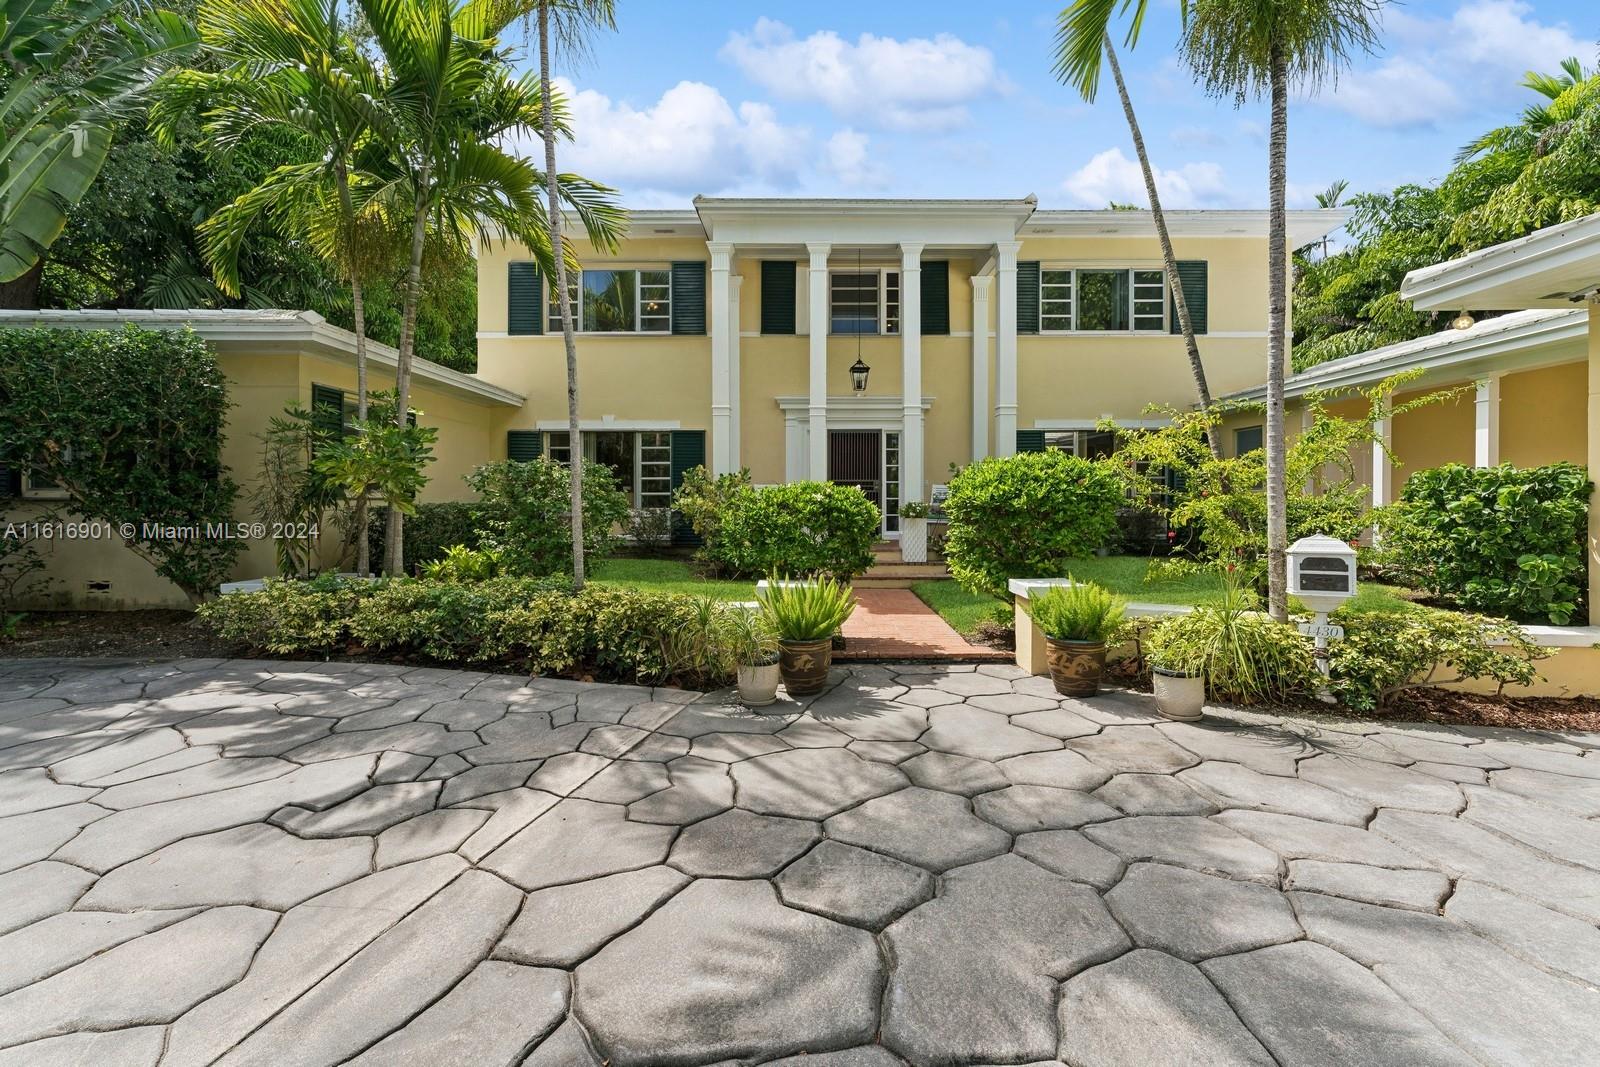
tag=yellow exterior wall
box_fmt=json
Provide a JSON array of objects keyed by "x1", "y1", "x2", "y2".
[
  {"x1": 1390, "y1": 387, "x2": 1474, "y2": 489},
  {"x1": 1589, "y1": 301, "x2": 1600, "y2": 625},
  {"x1": 1499, "y1": 362, "x2": 1588, "y2": 468}
]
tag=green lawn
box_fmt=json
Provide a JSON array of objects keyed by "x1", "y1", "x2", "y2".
[
  {"x1": 912, "y1": 554, "x2": 1425, "y2": 637},
  {"x1": 588, "y1": 558, "x2": 756, "y2": 600}
]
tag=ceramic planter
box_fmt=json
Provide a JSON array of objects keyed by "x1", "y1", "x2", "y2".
[
  {"x1": 1152, "y1": 668, "x2": 1205, "y2": 721},
  {"x1": 737, "y1": 661, "x2": 782, "y2": 707},
  {"x1": 899, "y1": 517, "x2": 928, "y2": 563},
  {"x1": 1044, "y1": 637, "x2": 1107, "y2": 697},
  {"x1": 778, "y1": 638, "x2": 832, "y2": 696}
]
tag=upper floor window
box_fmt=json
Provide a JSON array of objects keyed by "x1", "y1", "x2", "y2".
[
  {"x1": 830, "y1": 270, "x2": 900, "y2": 335},
  {"x1": 1041, "y1": 267, "x2": 1167, "y2": 333},
  {"x1": 547, "y1": 268, "x2": 671, "y2": 334}
]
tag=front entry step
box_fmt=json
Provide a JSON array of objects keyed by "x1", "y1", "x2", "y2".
[{"x1": 855, "y1": 562, "x2": 950, "y2": 589}]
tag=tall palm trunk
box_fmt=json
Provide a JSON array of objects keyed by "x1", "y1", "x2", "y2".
[
  {"x1": 335, "y1": 159, "x2": 371, "y2": 577},
  {"x1": 385, "y1": 158, "x2": 430, "y2": 577},
  {"x1": 539, "y1": 5, "x2": 585, "y2": 590},
  {"x1": 1104, "y1": 36, "x2": 1220, "y2": 460},
  {"x1": 1264, "y1": 38, "x2": 1290, "y2": 621}
]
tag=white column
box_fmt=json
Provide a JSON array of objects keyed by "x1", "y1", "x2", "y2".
[
  {"x1": 994, "y1": 240, "x2": 1020, "y2": 457},
  {"x1": 806, "y1": 242, "x2": 830, "y2": 481},
  {"x1": 729, "y1": 273, "x2": 743, "y2": 471},
  {"x1": 1372, "y1": 413, "x2": 1393, "y2": 510},
  {"x1": 708, "y1": 241, "x2": 733, "y2": 475},
  {"x1": 971, "y1": 274, "x2": 992, "y2": 462},
  {"x1": 1474, "y1": 376, "x2": 1500, "y2": 468},
  {"x1": 900, "y1": 242, "x2": 924, "y2": 504}
]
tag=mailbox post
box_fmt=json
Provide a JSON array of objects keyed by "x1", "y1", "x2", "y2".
[{"x1": 1287, "y1": 534, "x2": 1358, "y2": 678}]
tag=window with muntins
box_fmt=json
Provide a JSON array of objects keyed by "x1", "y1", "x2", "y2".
[
  {"x1": 546, "y1": 268, "x2": 671, "y2": 333},
  {"x1": 543, "y1": 430, "x2": 674, "y2": 510},
  {"x1": 829, "y1": 270, "x2": 900, "y2": 334},
  {"x1": 1040, "y1": 267, "x2": 1168, "y2": 332}
]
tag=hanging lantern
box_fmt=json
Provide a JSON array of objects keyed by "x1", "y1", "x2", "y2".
[{"x1": 850, "y1": 356, "x2": 871, "y2": 392}]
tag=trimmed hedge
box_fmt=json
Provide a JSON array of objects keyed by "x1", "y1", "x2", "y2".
[
  {"x1": 703, "y1": 480, "x2": 880, "y2": 581},
  {"x1": 467, "y1": 458, "x2": 631, "y2": 577},
  {"x1": 1380, "y1": 463, "x2": 1591, "y2": 624},
  {"x1": 197, "y1": 576, "x2": 735, "y2": 688}
]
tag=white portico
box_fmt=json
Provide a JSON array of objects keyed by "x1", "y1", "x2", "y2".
[{"x1": 694, "y1": 197, "x2": 1038, "y2": 509}]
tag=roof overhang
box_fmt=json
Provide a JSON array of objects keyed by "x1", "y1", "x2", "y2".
[
  {"x1": 1224, "y1": 308, "x2": 1589, "y2": 402},
  {"x1": 1025, "y1": 209, "x2": 1347, "y2": 245},
  {"x1": 0, "y1": 309, "x2": 525, "y2": 407},
  {"x1": 1401, "y1": 212, "x2": 1600, "y2": 310},
  {"x1": 693, "y1": 195, "x2": 1038, "y2": 248}
]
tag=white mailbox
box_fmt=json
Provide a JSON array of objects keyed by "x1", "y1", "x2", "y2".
[{"x1": 1287, "y1": 533, "x2": 1358, "y2": 614}]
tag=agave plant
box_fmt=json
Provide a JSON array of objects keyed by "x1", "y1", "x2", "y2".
[{"x1": 756, "y1": 577, "x2": 856, "y2": 643}]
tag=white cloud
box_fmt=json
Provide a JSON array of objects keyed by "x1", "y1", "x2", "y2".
[
  {"x1": 513, "y1": 79, "x2": 809, "y2": 201},
  {"x1": 720, "y1": 18, "x2": 1002, "y2": 131},
  {"x1": 824, "y1": 129, "x2": 889, "y2": 189},
  {"x1": 1170, "y1": 124, "x2": 1227, "y2": 149},
  {"x1": 1322, "y1": 0, "x2": 1586, "y2": 128},
  {"x1": 1062, "y1": 147, "x2": 1234, "y2": 209}
]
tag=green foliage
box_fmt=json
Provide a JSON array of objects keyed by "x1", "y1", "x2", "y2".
[
  {"x1": 899, "y1": 499, "x2": 930, "y2": 519},
  {"x1": 1030, "y1": 582, "x2": 1126, "y2": 643},
  {"x1": 711, "y1": 482, "x2": 880, "y2": 582},
  {"x1": 1143, "y1": 582, "x2": 1319, "y2": 704},
  {"x1": 943, "y1": 451, "x2": 1124, "y2": 599},
  {"x1": 1379, "y1": 463, "x2": 1591, "y2": 624},
  {"x1": 366, "y1": 501, "x2": 480, "y2": 574},
  {"x1": 466, "y1": 458, "x2": 631, "y2": 578},
  {"x1": 625, "y1": 506, "x2": 674, "y2": 556},
  {"x1": 254, "y1": 404, "x2": 340, "y2": 578},
  {"x1": 0, "y1": 325, "x2": 241, "y2": 603},
  {"x1": 418, "y1": 544, "x2": 499, "y2": 582},
  {"x1": 757, "y1": 577, "x2": 857, "y2": 642},
  {"x1": 312, "y1": 398, "x2": 437, "y2": 529},
  {"x1": 197, "y1": 575, "x2": 738, "y2": 687},
  {"x1": 720, "y1": 605, "x2": 778, "y2": 666},
  {"x1": 1327, "y1": 605, "x2": 1551, "y2": 711},
  {"x1": 671, "y1": 466, "x2": 751, "y2": 574}
]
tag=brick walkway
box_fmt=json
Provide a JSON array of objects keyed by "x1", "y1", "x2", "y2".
[{"x1": 839, "y1": 587, "x2": 1012, "y2": 662}]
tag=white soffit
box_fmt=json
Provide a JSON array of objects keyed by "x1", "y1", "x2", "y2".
[{"x1": 1401, "y1": 211, "x2": 1600, "y2": 311}]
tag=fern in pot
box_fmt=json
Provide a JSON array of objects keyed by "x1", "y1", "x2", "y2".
[
  {"x1": 757, "y1": 576, "x2": 856, "y2": 696},
  {"x1": 1030, "y1": 580, "x2": 1125, "y2": 697},
  {"x1": 1143, "y1": 617, "x2": 1208, "y2": 721},
  {"x1": 723, "y1": 606, "x2": 781, "y2": 706}
]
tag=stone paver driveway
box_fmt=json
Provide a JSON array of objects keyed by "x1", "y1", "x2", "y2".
[{"x1": 1, "y1": 658, "x2": 1598, "y2": 1066}]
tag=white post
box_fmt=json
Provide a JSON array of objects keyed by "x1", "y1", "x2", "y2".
[
  {"x1": 971, "y1": 274, "x2": 992, "y2": 462},
  {"x1": 729, "y1": 273, "x2": 743, "y2": 471},
  {"x1": 708, "y1": 241, "x2": 733, "y2": 475},
  {"x1": 806, "y1": 243, "x2": 831, "y2": 481},
  {"x1": 1474, "y1": 376, "x2": 1500, "y2": 468},
  {"x1": 995, "y1": 240, "x2": 1020, "y2": 457},
  {"x1": 900, "y1": 242, "x2": 924, "y2": 504},
  {"x1": 1371, "y1": 413, "x2": 1393, "y2": 544}
]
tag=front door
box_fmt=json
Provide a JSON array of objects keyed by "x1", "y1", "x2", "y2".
[{"x1": 827, "y1": 430, "x2": 882, "y2": 531}]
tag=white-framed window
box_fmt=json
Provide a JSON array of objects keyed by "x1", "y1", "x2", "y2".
[
  {"x1": 544, "y1": 430, "x2": 674, "y2": 510},
  {"x1": 883, "y1": 431, "x2": 901, "y2": 534},
  {"x1": 1042, "y1": 430, "x2": 1117, "y2": 459},
  {"x1": 546, "y1": 268, "x2": 671, "y2": 334},
  {"x1": 829, "y1": 269, "x2": 900, "y2": 335},
  {"x1": 1040, "y1": 267, "x2": 1167, "y2": 333}
]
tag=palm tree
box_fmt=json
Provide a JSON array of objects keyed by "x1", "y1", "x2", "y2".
[
  {"x1": 355, "y1": 0, "x2": 623, "y2": 576},
  {"x1": 166, "y1": 0, "x2": 395, "y2": 576},
  {"x1": 1314, "y1": 179, "x2": 1348, "y2": 208},
  {"x1": 530, "y1": 0, "x2": 616, "y2": 591},
  {"x1": 1177, "y1": 0, "x2": 1383, "y2": 621},
  {"x1": 1456, "y1": 57, "x2": 1595, "y2": 163},
  {"x1": 1054, "y1": 1, "x2": 1221, "y2": 458}
]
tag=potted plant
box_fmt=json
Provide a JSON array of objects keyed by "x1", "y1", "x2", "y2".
[
  {"x1": 899, "y1": 500, "x2": 930, "y2": 563},
  {"x1": 757, "y1": 576, "x2": 857, "y2": 696},
  {"x1": 1030, "y1": 580, "x2": 1126, "y2": 697},
  {"x1": 723, "y1": 606, "x2": 781, "y2": 706},
  {"x1": 1143, "y1": 617, "x2": 1207, "y2": 721}
]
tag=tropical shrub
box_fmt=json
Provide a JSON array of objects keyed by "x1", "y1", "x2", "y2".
[
  {"x1": 1327, "y1": 605, "x2": 1552, "y2": 711},
  {"x1": 367, "y1": 501, "x2": 481, "y2": 575},
  {"x1": 418, "y1": 544, "x2": 499, "y2": 582},
  {"x1": 757, "y1": 576, "x2": 857, "y2": 641},
  {"x1": 1142, "y1": 585, "x2": 1318, "y2": 704},
  {"x1": 672, "y1": 465, "x2": 752, "y2": 563},
  {"x1": 0, "y1": 325, "x2": 241, "y2": 603},
  {"x1": 466, "y1": 458, "x2": 631, "y2": 577},
  {"x1": 1030, "y1": 582, "x2": 1126, "y2": 643},
  {"x1": 943, "y1": 451, "x2": 1123, "y2": 599},
  {"x1": 197, "y1": 574, "x2": 382, "y2": 654},
  {"x1": 1379, "y1": 463, "x2": 1591, "y2": 624},
  {"x1": 711, "y1": 482, "x2": 879, "y2": 581}
]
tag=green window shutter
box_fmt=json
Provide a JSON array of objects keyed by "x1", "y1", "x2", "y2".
[
  {"x1": 671, "y1": 261, "x2": 706, "y2": 335},
  {"x1": 760, "y1": 260, "x2": 796, "y2": 335},
  {"x1": 508, "y1": 261, "x2": 542, "y2": 335},
  {"x1": 1016, "y1": 429, "x2": 1046, "y2": 453},
  {"x1": 669, "y1": 430, "x2": 707, "y2": 545},
  {"x1": 1170, "y1": 260, "x2": 1208, "y2": 335},
  {"x1": 1017, "y1": 261, "x2": 1041, "y2": 335},
  {"x1": 507, "y1": 430, "x2": 542, "y2": 461},
  {"x1": 920, "y1": 260, "x2": 949, "y2": 335},
  {"x1": 310, "y1": 384, "x2": 345, "y2": 439}
]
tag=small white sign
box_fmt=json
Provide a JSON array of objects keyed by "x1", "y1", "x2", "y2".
[{"x1": 1298, "y1": 622, "x2": 1345, "y2": 639}]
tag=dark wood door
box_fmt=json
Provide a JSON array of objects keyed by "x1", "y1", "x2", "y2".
[{"x1": 828, "y1": 430, "x2": 881, "y2": 509}]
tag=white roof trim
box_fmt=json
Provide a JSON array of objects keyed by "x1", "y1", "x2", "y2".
[
  {"x1": 0, "y1": 309, "x2": 525, "y2": 407},
  {"x1": 1223, "y1": 308, "x2": 1588, "y2": 402},
  {"x1": 1401, "y1": 211, "x2": 1600, "y2": 310},
  {"x1": 1025, "y1": 209, "x2": 1347, "y2": 245}
]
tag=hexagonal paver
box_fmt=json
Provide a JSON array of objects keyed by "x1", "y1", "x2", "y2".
[
  {"x1": 824, "y1": 787, "x2": 1009, "y2": 872},
  {"x1": 1093, "y1": 773, "x2": 1218, "y2": 815},
  {"x1": 669, "y1": 809, "x2": 821, "y2": 877},
  {"x1": 1106, "y1": 863, "x2": 1301, "y2": 962},
  {"x1": 776, "y1": 840, "x2": 934, "y2": 930},
  {"x1": 626, "y1": 756, "x2": 733, "y2": 825},
  {"x1": 1298, "y1": 755, "x2": 1464, "y2": 814},
  {"x1": 901, "y1": 751, "x2": 1009, "y2": 796},
  {"x1": 1177, "y1": 761, "x2": 1373, "y2": 826},
  {"x1": 973, "y1": 784, "x2": 1119, "y2": 833},
  {"x1": 345, "y1": 961, "x2": 567, "y2": 1066},
  {"x1": 922, "y1": 706, "x2": 1057, "y2": 761},
  {"x1": 1012, "y1": 829, "x2": 1125, "y2": 890},
  {"x1": 479, "y1": 798, "x2": 675, "y2": 891},
  {"x1": 730, "y1": 748, "x2": 907, "y2": 819},
  {"x1": 497, "y1": 865, "x2": 689, "y2": 966},
  {"x1": 1067, "y1": 728, "x2": 1199, "y2": 774},
  {"x1": 1083, "y1": 816, "x2": 1282, "y2": 885},
  {"x1": 1284, "y1": 859, "x2": 1449, "y2": 912}
]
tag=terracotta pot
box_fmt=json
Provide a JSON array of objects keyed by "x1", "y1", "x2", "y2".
[
  {"x1": 1045, "y1": 637, "x2": 1107, "y2": 697},
  {"x1": 1152, "y1": 668, "x2": 1205, "y2": 721},
  {"x1": 778, "y1": 638, "x2": 832, "y2": 696},
  {"x1": 737, "y1": 661, "x2": 782, "y2": 706}
]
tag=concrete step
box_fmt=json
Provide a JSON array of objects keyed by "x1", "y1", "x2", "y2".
[{"x1": 853, "y1": 576, "x2": 923, "y2": 589}]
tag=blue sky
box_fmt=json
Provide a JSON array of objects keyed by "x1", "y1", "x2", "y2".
[{"x1": 516, "y1": 0, "x2": 1599, "y2": 212}]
